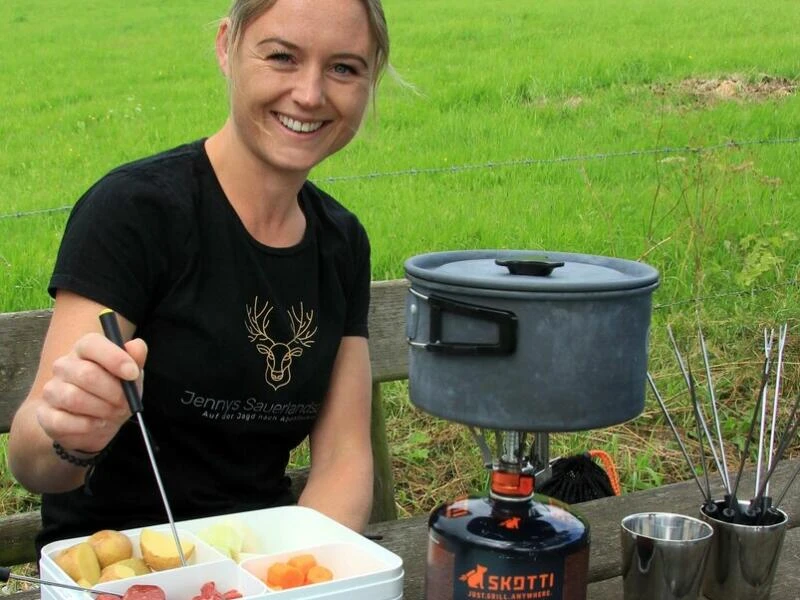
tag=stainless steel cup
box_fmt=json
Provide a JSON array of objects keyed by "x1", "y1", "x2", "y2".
[
  {"x1": 621, "y1": 512, "x2": 714, "y2": 600},
  {"x1": 700, "y1": 501, "x2": 788, "y2": 600}
]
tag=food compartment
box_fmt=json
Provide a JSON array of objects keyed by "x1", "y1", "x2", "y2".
[
  {"x1": 88, "y1": 559, "x2": 266, "y2": 600},
  {"x1": 40, "y1": 526, "x2": 229, "y2": 590},
  {"x1": 240, "y1": 542, "x2": 403, "y2": 599},
  {"x1": 181, "y1": 506, "x2": 395, "y2": 558}
]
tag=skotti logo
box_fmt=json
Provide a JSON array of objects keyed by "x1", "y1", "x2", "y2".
[{"x1": 457, "y1": 563, "x2": 557, "y2": 599}]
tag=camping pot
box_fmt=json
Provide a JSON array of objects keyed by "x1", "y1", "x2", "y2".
[{"x1": 404, "y1": 250, "x2": 660, "y2": 431}]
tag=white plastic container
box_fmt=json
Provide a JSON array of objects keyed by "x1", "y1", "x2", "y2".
[{"x1": 39, "y1": 507, "x2": 404, "y2": 600}]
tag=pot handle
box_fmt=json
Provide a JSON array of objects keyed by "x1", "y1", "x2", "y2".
[
  {"x1": 408, "y1": 289, "x2": 517, "y2": 356},
  {"x1": 495, "y1": 258, "x2": 565, "y2": 276}
]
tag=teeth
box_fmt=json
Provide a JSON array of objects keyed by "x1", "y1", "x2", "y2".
[{"x1": 277, "y1": 114, "x2": 323, "y2": 133}]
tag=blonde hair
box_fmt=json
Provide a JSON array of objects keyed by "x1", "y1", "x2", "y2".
[{"x1": 225, "y1": 0, "x2": 390, "y2": 94}]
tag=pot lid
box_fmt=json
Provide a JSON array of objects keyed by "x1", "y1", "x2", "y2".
[{"x1": 404, "y1": 250, "x2": 659, "y2": 293}]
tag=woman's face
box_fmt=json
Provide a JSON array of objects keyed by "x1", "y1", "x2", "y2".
[{"x1": 217, "y1": 0, "x2": 376, "y2": 177}]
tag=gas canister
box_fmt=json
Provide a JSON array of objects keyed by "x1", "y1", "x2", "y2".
[{"x1": 426, "y1": 471, "x2": 590, "y2": 600}]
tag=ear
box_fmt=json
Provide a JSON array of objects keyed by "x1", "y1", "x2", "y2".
[{"x1": 215, "y1": 18, "x2": 232, "y2": 77}]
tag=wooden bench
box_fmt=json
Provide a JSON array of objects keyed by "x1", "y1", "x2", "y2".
[
  {"x1": 3, "y1": 278, "x2": 800, "y2": 598},
  {"x1": 0, "y1": 279, "x2": 410, "y2": 567}
]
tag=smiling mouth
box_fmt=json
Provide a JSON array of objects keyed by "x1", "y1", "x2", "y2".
[{"x1": 275, "y1": 113, "x2": 325, "y2": 133}]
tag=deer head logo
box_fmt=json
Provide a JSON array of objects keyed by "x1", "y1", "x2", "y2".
[{"x1": 245, "y1": 297, "x2": 318, "y2": 391}]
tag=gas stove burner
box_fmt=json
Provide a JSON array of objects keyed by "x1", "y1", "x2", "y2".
[{"x1": 469, "y1": 429, "x2": 553, "y2": 496}]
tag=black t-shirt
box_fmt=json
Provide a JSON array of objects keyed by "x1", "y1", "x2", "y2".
[{"x1": 38, "y1": 140, "x2": 371, "y2": 551}]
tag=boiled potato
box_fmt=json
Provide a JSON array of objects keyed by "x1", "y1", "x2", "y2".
[
  {"x1": 98, "y1": 564, "x2": 136, "y2": 583},
  {"x1": 54, "y1": 542, "x2": 101, "y2": 585},
  {"x1": 139, "y1": 528, "x2": 195, "y2": 571},
  {"x1": 88, "y1": 530, "x2": 133, "y2": 568},
  {"x1": 109, "y1": 557, "x2": 150, "y2": 576}
]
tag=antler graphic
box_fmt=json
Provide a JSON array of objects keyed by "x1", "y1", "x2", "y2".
[
  {"x1": 288, "y1": 303, "x2": 318, "y2": 349},
  {"x1": 245, "y1": 297, "x2": 318, "y2": 391},
  {"x1": 245, "y1": 297, "x2": 275, "y2": 345}
]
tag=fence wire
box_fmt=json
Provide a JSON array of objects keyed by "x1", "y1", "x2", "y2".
[
  {"x1": 1, "y1": 136, "x2": 798, "y2": 221},
  {"x1": 2, "y1": 136, "x2": 797, "y2": 313},
  {"x1": 652, "y1": 279, "x2": 799, "y2": 312}
]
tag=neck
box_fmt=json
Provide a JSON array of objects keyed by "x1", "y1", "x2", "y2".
[{"x1": 205, "y1": 123, "x2": 307, "y2": 247}]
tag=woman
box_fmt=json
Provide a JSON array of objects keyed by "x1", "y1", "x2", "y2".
[{"x1": 8, "y1": 0, "x2": 390, "y2": 552}]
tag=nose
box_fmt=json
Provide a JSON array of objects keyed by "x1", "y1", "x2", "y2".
[{"x1": 292, "y1": 66, "x2": 326, "y2": 109}]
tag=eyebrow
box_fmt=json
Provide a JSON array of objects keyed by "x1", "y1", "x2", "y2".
[{"x1": 255, "y1": 36, "x2": 370, "y2": 69}]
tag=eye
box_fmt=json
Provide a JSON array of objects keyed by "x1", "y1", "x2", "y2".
[
  {"x1": 267, "y1": 51, "x2": 294, "y2": 64},
  {"x1": 332, "y1": 63, "x2": 358, "y2": 76}
]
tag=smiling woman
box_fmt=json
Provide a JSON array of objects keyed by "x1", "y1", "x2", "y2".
[
  {"x1": 7, "y1": 0, "x2": 394, "y2": 557},
  {"x1": 209, "y1": 0, "x2": 379, "y2": 217}
]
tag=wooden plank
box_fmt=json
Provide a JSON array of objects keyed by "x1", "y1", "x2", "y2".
[
  {"x1": 0, "y1": 511, "x2": 40, "y2": 569},
  {"x1": 1, "y1": 592, "x2": 38, "y2": 600},
  {"x1": 366, "y1": 279, "x2": 409, "y2": 383},
  {"x1": 0, "y1": 279, "x2": 409, "y2": 432},
  {"x1": 0, "y1": 309, "x2": 51, "y2": 432},
  {"x1": 362, "y1": 458, "x2": 800, "y2": 600}
]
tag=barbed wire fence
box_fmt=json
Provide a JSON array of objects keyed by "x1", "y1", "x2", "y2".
[
  {"x1": 2, "y1": 136, "x2": 799, "y2": 221},
  {"x1": 2, "y1": 136, "x2": 798, "y2": 314}
]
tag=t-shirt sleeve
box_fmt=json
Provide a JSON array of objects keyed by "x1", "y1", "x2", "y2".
[
  {"x1": 343, "y1": 222, "x2": 371, "y2": 338},
  {"x1": 49, "y1": 170, "x2": 174, "y2": 325}
]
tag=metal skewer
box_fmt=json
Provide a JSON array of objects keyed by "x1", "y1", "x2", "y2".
[
  {"x1": 765, "y1": 324, "x2": 789, "y2": 498},
  {"x1": 755, "y1": 329, "x2": 774, "y2": 495},
  {"x1": 667, "y1": 327, "x2": 726, "y2": 495},
  {"x1": 0, "y1": 567, "x2": 123, "y2": 597},
  {"x1": 687, "y1": 367, "x2": 714, "y2": 509},
  {"x1": 699, "y1": 327, "x2": 731, "y2": 494},
  {"x1": 731, "y1": 347, "x2": 774, "y2": 515},
  {"x1": 647, "y1": 372, "x2": 710, "y2": 503},
  {"x1": 99, "y1": 310, "x2": 187, "y2": 567}
]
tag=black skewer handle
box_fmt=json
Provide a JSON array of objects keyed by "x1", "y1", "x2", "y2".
[
  {"x1": 0, "y1": 567, "x2": 10, "y2": 583},
  {"x1": 99, "y1": 310, "x2": 143, "y2": 414}
]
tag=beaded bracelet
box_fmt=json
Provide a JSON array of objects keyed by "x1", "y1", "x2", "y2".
[{"x1": 52, "y1": 441, "x2": 102, "y2": 468}]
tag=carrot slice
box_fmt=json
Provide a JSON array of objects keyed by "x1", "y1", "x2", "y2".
[
  {"x1": 287, "y1": 554, "x2": 317, "y2": 578},
  {"x1": 266, "y1": 562, "x2": 304, "y2": 589},
  {"x1": 306, "y1": 565, "x2": 333, "y2": 585}
]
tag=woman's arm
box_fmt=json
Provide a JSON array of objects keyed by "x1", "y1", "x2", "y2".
[
  {"x1": 297, "y1": 336, "x2": 374, "y2": 531},
  {"x1": 7, "y1": 290, "x2": 146, "y2": 493}
]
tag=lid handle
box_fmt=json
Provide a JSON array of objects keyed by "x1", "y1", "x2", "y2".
[{"x1": 495, "y1": 258, "x2": 565, "y2": 276}]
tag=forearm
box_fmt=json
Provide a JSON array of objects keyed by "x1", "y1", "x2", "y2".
[
  {"x1": 8, "y1": 294, "x2": 142, "y2": 494},
  {"x1": 297, "y1": 452, "x2": 374, "y2": 532},
  {"x1": 8, "y1": 402, "x2": 88, "y2": 494}
]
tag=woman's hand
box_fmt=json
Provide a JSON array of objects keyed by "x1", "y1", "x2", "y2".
[
  {"x1": 8, "y1": 290, "x2": 143, "y2": 493},
  {"x1": 37, "y1": 331, "x2": 147, "y2": 455}
]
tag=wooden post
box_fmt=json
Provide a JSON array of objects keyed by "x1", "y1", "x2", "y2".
[{"x1": 370, "y1": 381, "x2": 398, "y2": 522}]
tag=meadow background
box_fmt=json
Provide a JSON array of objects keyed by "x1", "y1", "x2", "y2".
[{"x1": 1, "y1": 0, "x2": 799, "y2": 521}]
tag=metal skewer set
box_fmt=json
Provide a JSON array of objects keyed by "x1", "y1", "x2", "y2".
[{"x1": 648, "y1": 323, "x2": 799, "y2": 526}]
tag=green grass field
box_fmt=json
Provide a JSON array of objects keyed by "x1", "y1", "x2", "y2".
[{"x1": 1, "y1": 0, "x2": 799, "y2": 519}]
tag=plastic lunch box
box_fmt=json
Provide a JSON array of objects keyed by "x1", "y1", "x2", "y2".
[{"x1": 39, "y1": 506, "x2": 404, "y2": 600}]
